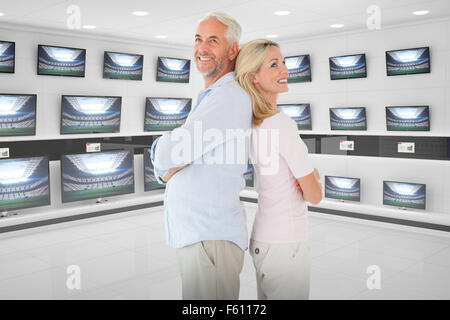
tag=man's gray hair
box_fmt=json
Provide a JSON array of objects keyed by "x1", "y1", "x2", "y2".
[{"x1": 200, "y1": 12, "x2": 242, "y2": 45}]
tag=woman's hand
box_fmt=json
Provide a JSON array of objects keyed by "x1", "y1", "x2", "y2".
[{"x1": 161, "y1": 164, "x2": 189, "y2": 183}]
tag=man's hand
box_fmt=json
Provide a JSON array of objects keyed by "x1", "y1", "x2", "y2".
[{"x1": 161, "y1": 164, "x2": 189, "y2": 183}]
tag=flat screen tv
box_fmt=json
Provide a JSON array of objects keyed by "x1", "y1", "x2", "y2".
[
  {"x1": 325, "y1": 176, "x2": 360, "y2": 202},
  {"x1": 329, "y1": 54, "x2": 366, "y2": 80},
  {"x1": 0, "y1": 156, "x2": 50, "y2": 212},
  {"x1": 156, "y1": 56, "x2": 190, "y2": 83},
  {"x1": 61, "y1": 150, "x2": 134, "y2": 203},
  {"x1": 330, "y1": 107, "x2": 367, "y2": 130},
  {"x1": 38, "y1": 44, "x2": 86, "y2": 77},
  {"x1": 144, "y1": 97, "x2": 191, "y2": 131},
  {"x1": 386, "y1": 106, "x2": 430, "y2": 131},
  {"x1": 244, "y1": 163, "x2": 254, "y2": 188},
  {"x1": 386, "y1": 47, "x2": 430, "y2": 76},
  {"x1": 0, "y1": 41, "x2": 15, "y2": 73},
  {"x1": 143, "y1": 148, "x2": 165, "y2": 191},
  {"x1": 383, "y1": 180, "x2": 426, "y2": 210},
  {"x1": 0, "y1": 94, "x2": 37, "y2": 137},
  {"x1": 278, "y1": 104, "x2": 312, "y2": 130},
  {"x1": 103, "y1": 51, "x2": 143, "y2": 80},
  {"x1": 61, "y1": 95, "x2": 121, "y2": 134},
  {"x1": 285, "y1": 54, "x2": 311, "y2": 83}
]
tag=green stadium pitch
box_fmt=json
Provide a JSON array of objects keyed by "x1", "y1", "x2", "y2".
[
  {"x1": 0, "y1": 196, "x2": 49, "y2": 211},
  {"x1": 331, "y1": 73, "x2": 366, "y2": 80},
  {"x1": 388, "y1": 68, "x2": 429, "y2": 76},
  {"x1": 387, "y1": 125, "x2": 427, "y2": 131},
  {"x1": 325, "y1": 193, "x2": 359, "y2": 202},
  {"x1": 104, "y1": 72, "x2": 142, "y2": 80},
  {"x1": 331, "y1": 125, "x2": 366, "y2": 130},
  {"x1": 145, "y1": 124, "x2": 181, "y2": 131},
  {"x1": 62, "y1": 126, "x2": 119, "y2": 134},
  {"x1": 288, "y1": 76, "x2": 311, "y2": 83},
  {"x1": 157, "y1": 76, "x2": 189, "y2": 83},
  {"x1": 38, "y1": 69, "x2": 84, "y2": 77},
  {"x1": 0, "y1": 66, "x2": 14, "y2": 73},
  {"x1": 145, "y1": 181, "x2": 165, "y2": 191},
  {"x1": 384, "y1": 199, "x2": 424, "y2": 209},
  {"x1": 297, "y1": 124, "x2": 312, "y2": 130},
  {"x1": 0, "y1": 127, "x2": 35, "y2": 136},
  {"x1": 64, "y1": 185, "x2": 134, "y2": 202}
]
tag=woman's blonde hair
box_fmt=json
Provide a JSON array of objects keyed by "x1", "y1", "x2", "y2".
[{"x1": 235, "y1": 39, "x2": 280, "y2": 126}]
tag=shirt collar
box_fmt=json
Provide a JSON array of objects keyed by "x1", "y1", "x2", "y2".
[{"x1": 199, "y1": 71, "x2": 235, "y2": 96}]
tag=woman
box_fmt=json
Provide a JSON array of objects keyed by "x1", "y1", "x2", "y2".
[{"x1": 235, "y1": 39, "x2": 323, "y2": 300}]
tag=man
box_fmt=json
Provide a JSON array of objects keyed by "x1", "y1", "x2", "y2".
[{"x1": 150, "y1": 12, "x2": 252, "y2": 300}]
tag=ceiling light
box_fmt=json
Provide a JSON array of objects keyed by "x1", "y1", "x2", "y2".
[
  {"x1": 155, "y1": 35, "x2": 167, "y2": 39},
  {"x1": 266, "y1": 34, "x2": 278, "y2": 38},
  {"x1": 274, "y1": 11, "x2": 291, "y2": 16},
  {"x1": 133, "y1": 11, "x2": 149, "y2": 16},
  {"x1": 82, "y1": 25, "x2": 97, "y2": 30},
  {"x1": 412, "y1": 10, "x2": 429, "y2": 16},
  {"x1": 0, "y1": 13, "x2": 4, "y2": 17},
  {"x1": 330, "y1": 24, "x2": 345, "y2": 29}
]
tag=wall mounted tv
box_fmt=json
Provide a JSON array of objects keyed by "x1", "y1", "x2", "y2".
[
  {"x1": 278, "y1": 104, "x2": 312, "y2": 130},
  {"x1": 0, "y1": 41, "x2": 15, "y2": 73},
  {"x1": 61, "y1": 150, "x2": 135, "y2": 203},
  {"x1": 330, "y1": 107, "x2": 367, "y2": 130},
  {"x1": 103, "y1": 51, "x2": 143, "y2": 80},
  {"x1": 0, "y1": 156, "x2": 50, "y2": 212},
  {"x1": 0, "y1": 94, "x2": 37, "y2": 137},
  {"x1": 144, "y1": 97, "x2": 191, "y2": 131},
  {"x1": 285, "y1": 54, "x2": 311, "y2": 83},
  {"x1": 38, "y1": 44, "x2": 86, "y2": 77},
  {"x1": 329, "y1": 54, "x2": 366, "y2": 80},
  {"x1": 143, "y1": 148, "x2": 165, "y2": 191},
  {"x1": 386, "y1": 47, "x2": 430, "y2": 76},
  {"x1": 156, "y1": 56, "x2": 190, "y2": 83},
  {"x1": 383, "y1": 180, "x2": 426, "y2": 210},
  {"x1": 386, "y1": 106, "x2": 430, "y2": 131},
  {"x1": 244, "y1": 163, "x2": 254, "y2": 188},
  {"x1": 325, "y1": 176, "x2": 360, "y2": 202},
  {"x1": 61, "y1": 95, "x2": 121, "y2": 134}
]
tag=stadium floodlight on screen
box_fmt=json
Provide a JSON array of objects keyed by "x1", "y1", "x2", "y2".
[
  {"x1": 103, "y1": 51, "x2": 143, "y2": 80},
  {"x1": 325, "y1": 176, "x2": 360, "y2": 202},
  {"x1": 143, "y1": 148, "x2": 165, "y2": 191},
  {"x1": 386, "y1": 106, "x2": 430, "y2": 131},
  {"x1": 144, "y1": 97, "x2": 192, "y2": 131},
  {"x1": 0, "y1": 94, "x2": 37, "y2": 137},
  {"x1": 61, "y1": 150, "x2": 135, "y2": 203},
  {"x1": 0, "y1": 41, "x2": 15, "y2": 73},
  {"x1": 37, "y1": 44, "x2": 86, "y2": 77},
  {"x1": 61, "y1": 95, "x2": 122, "y2": 134},
  {"x1": 0, "y1": 156, "x2": 50, "y2": 214},
  {"x1": 330, "y1": 107, "x2": 367, "y2": 130},
  {"x1": 244, "y1": 163, "x2": 254, "y2": 188},
  {"x1": 383, "y1": 180, "x2": 426, "y2": 210},
  {"x1": 386, "y1": 47, "x2": 430, "y2": 76},
  {"x1": 156, "y1": 56, "x2": 190, "y2": 83},
  {"x1": 285, "y1": 54, "x2": 311, "y2": 83},
  {"x1": 278, "y1": 104, "x2": 312, "y2": 130},
  {"x1": 329, "y1": 54, "x2": 366, "y2": 80}
]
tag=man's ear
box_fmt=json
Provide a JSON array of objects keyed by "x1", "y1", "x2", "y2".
[{"x1": 228, "y1": 43, "x2": 239, "y2": 61}]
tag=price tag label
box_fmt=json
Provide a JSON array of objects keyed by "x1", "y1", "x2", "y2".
[
  {"x1": 398, "y1": 142, "x2": 415, "y2": 153},
  {"x1": 0, "y1": 148, "x2": 10, "y2": 158},
  {"x1": 86, "y1": 143, "x2": 101, "y2": 153},
  {"x1": 340, "y1": 140, "x2": 354, "y2": 151}
]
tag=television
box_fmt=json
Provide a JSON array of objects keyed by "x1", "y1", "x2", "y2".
[
  {"x1": 383, "y1": 180, "x2": 426, "y2": 210},
  {"x1": 244, "y1": 163, "x2": 254, "y2": 188},
  {"x1": 330, "y1": 107, "x2": 367, "y2": 130},
  {"x1": 329, "y1": 54, "x2": 366, "y2": 80},
  {"x1": 0, "y1": 156, "x2": 50, "y2": 212},
  {"x1": 325, "y1": 176, "x2": 360, "y2": 202},
  {"x1": 61, "y1": 95, "x2": 122, "y2": 134},
  {"x1": 38, "y1": 44, "x2": 86, "y2": 77},
  {"x1": 386, "y1": 106, "x2": 430, "y2": 131},
  {"x1": 103, "y1": 51, "x2": 143, "y2": 80},
  {"x1": 0, "y1": 94, "x2": 37, "y2": 137},
  {"x1": 285, "y1": 54, "x2": 311, "y2": 83},
  {"x1": 61, "y1": 150, "x2": 135, "y2": 203},
  {"x1": 143, "y1": 148, "x2": 165, "y2": 191},
  {"x1": 0, "y1": 41, "x2": 15, "y2": 73},
  {"x1": 278, "y1": 104, "x2": 312, "y2": 130},
  {"x1": 386, "y1": 47, "x2": 430, "y2": 76},
  {"x1": 144, "y1": 97, "x2": 192, "y2": 131},
  {"x1": 156, "y1": 56, "x2": 190, "y2": 83}
]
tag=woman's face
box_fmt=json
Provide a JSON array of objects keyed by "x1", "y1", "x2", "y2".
[{"x1": 252, "y1": 45, "x2": 289, "y2": 96}]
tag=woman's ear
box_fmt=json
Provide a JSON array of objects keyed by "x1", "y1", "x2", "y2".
[{"x1": 250, "y1": 73, "x2": 258, "y2": 85}]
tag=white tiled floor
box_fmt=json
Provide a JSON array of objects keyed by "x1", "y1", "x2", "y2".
[{"x1": 0, "y1": 206, "x2": 449, "y2": 300}]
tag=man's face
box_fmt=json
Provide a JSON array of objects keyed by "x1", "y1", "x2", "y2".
[{"x1": 194, "y1": 18, "x2": 230, "y2": 78}]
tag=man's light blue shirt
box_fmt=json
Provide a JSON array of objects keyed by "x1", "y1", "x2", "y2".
[{"x1": 150, "y1": 72, "x2": 253, "y2": 251}]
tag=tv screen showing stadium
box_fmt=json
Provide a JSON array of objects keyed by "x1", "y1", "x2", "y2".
[
  {"x1": 329, "y1": 54, "x2": 366, "y2": 80},
  {"x1": 61, "y1": 96, "x2": 121, "y2": 134},
  {"x1": 383, "y1": 181, "x2": 426, "y2": 210},
  {"x1": 61, "y1": 150, "x2": 135, "y2": 203},
  {"x1": 278, "y1": 104, "x2": 312, "y2": 130},
  {"x1": 0, "y1": 156, "x2": 50, "y2": 212},
  {"x1": 38, "y1": 45, "x2": 86, "y2": 77},
  {"x1": 285, "y1": 55, "x2": 311, "y2": 83},
  {"x1": 244, "y1": 163, "x2": 254, "y2": 188},
  {"x1": 386, "y1": 47, "x2": 430, "y2": 76},
  {"x1": 145, "y1": 97, "x2": 192, "y2": 131},
  {"x1": 0, "y1": 41, "x2": 15, "y2": 73},
  {"x1": 330, "y1": 107, "x2": 367, "y2": 130},
  {"x1": 103, "y1": 51, "x2": 143, "y2": 80},
  {"x1": 0, "y1": 94, "x2": 37, "y2": 137},
  {"x1": 325, "y1": 176, "x2": 360, "y2": 202},
  {"x1": 386, "y1": 106, "x2": 430, "y2": 131},
  {"x1": 143, "y1": 148, "x2": 165, "y2": 191},
  {"x1": 156, "y1": 57, "x2": 190, "y2": 83}
]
